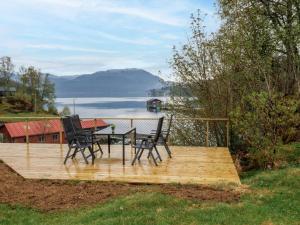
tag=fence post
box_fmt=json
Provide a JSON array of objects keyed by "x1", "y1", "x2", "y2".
[
  {"x1": 130, "y1": 119, "x2": 134, "y2": 148},
  {"x1": 206, "y1": 120, "x2": 209, "y2": 147},
  {"x1": 94, "y1": 118, "x2": 97, "y2": 131},
  {"x1": 43, "y1": 119, "x2": 47, "y2": 143},
  {"x1": 226, "y1": 120, "x2": 229, "y2": 147},
  {"x1": 130, "y1": 119, "x2": 133, "y2": 128},
  {"x1": 59, "y1": 119, "x2": 63, "y2": 148},
  {"x1": 25, "y1": 119, "x2": 29, "y2": 145}
]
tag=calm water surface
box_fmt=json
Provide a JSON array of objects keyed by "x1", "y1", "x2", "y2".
[
  {"x1": 56, "y1": 97, "x2": 167, "y2": 118},
  {"x1": 56, "y1": 97, "x2": 168, "y2": 133}
]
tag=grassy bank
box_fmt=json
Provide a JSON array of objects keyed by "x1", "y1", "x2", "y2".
[
  {"x1": 0, "y1": 112, "x2": 58, "y2": 123},
  {"x1": 0, "y1": 165, "x2": 299, "y2": 225}
]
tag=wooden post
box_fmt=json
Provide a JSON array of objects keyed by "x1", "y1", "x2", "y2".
[
  {"x1": 226, "y1": 120, "x2": 229, "y2": 147},
  {"x1": 206, "y1": 121, "x2": 209, "y2": 147},
  {"x1": 25, "y1": 119, "x2": 29, "y2": 145},
  {"x1": 130, "y1": 119, "x2": 133, "y2": 128},
  {"x1": 130, "y1": 119, "x2": 134, "y2": 148},
  {"x1": 94, "y1": 118, "x2": 97, "y2": 131},
  {"x1": 59, "y1": 120, "x2": 63, "y2": 149}
]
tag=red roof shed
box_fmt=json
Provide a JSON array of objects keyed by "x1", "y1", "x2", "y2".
[{"x1": 0, "y1": 119, "x2": 108, "y2": 143}]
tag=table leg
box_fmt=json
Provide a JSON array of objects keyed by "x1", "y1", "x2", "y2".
[
  {"x1": 108, "y1": 134, "x2": 111, "y2": 154},
  {"x1": 134, "y1": 128, "x2": 136, "y2": 154},
  {"x1": 134, "y1": 128, "x2": 136, "y2": 145},
  {"x1": 122, "y1": 135, "x2": 125, "y2": 165},
  {"x1": 89, "y1": 146, "x2": 95, "y2": 164},
  {"x1": 92, "y1": 133, "x2": 94, "y2": 152}
]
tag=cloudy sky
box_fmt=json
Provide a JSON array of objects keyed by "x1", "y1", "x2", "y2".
[{"x1": 0, "y1": 0, "x2": 219, "y2": 80}]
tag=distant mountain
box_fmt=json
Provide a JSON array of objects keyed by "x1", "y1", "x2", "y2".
[{"x1": 49, "y1": 69, "x2": 164, "y2": 97}]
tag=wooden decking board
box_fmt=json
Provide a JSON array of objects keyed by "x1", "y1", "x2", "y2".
[{"x1": 0, "y1": 143, "x2": 240, "y2": 185}]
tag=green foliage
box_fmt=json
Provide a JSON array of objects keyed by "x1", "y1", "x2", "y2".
[
  {"x1": 47, "y1": 103, "x2": 58, "y2": 115},
  {"x1": 0, "y1": 112, "x2": 57, "y2": 123},
  {"x1": 0, "y1": 57, "x2": 57, "y2": 115},
  {"x1": 0, "y1": 56, "x2": 14, "y2": 91},
  {"x1": 231, "y1": 92, "x2": 300, "y2": 168},
  {"x1": 170, "y1": 1, "x2": 300, "y2": 168},
  {"x1": 0, "y1": 166, "x2": 299, "y2": 225},
  {"x1": 59, "y1": 106, "x2": 71, "y2": 116},
  {"x1": 0, "y1": 96, "x2": 33, "y2": 113},
  {"x1": 169, "y1": 83, "x2": 191, "y2": 97}
]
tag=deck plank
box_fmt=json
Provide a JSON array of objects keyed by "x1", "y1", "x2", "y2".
[{"x1": 0, "y1": 143, "x2": 240, "y2": 185}]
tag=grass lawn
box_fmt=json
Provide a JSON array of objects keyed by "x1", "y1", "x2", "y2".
[
  {"x1": 0, "y1": 112, "x2": 58, "y2": 122},
  {"x1": 0, "y1": 165, "x2": 299, "y2": 225}
]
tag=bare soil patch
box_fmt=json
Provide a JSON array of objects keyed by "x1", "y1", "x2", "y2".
[
  {"x1": 160, "y1": 184, "x2": 240, "y2": 203},
  {"x1": 0, "y1": 162, "x2": 240, "y2": 212}
]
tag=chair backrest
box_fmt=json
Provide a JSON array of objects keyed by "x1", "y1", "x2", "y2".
[
  {"x1": 164, "y1": 114, "x2": 173, "y2": 141},
  {"x1": 153, "y1": 117, "x2": 164, "y2": 143},
  {"x1": 71, "y1": 114, "x2": 83, "y2": 133},
  {"x1": 61, "y1": 116, "x2": 76, "y2": 145}
]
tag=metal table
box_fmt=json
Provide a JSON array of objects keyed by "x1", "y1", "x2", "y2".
[{"x1": 93, "y1": 127, "x2": 136, "y2": 165}]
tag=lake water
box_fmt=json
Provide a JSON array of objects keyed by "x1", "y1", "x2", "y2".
[
  {"x1": 56, "y1": 97, "x2": 168, "y2": 133},
  {"x1": 56, "y1": 97, "x2": 167, "y2": 118}
]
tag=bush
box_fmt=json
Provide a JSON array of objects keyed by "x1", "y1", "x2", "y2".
[
  {"x1": 59, "y1": 106, "x2": 71, "y2": 116},
  {"x1": 231, "y1": 92, "x2": 300, "y2": 169},
  {"x1": 47, "y1": 103, "x2": 58, "y2": 115}
]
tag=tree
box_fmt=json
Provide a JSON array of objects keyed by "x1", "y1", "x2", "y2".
[
  {"x1": 219, "y1": 0, "x2": 300, "y2": 96},
  {"x1": 0, "y1": 56, "x2": 14, "y2": 91},
  {"x1": 257, "y1": 0, "x2": 300, "y2": 95},
  {"x1": 170, "y1": 13, "x2": 229, "y2": 146},
  {"x1": 170, "y1": 1, "x2": 300, "y2": 168},
  {"x1": 18, "y1": 66, "x2": 56, "y2": 113},
  {"x1": 41, "y1": 73, "x2": 56, "y2": 113},
  {"x1": 19, "y1": 66, "x2": 42, "y2": 112},
  {"x1": 60, "y1": 106, "x2": 71, "y2": 116}
]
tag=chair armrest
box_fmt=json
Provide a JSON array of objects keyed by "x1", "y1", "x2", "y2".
[
  {"x1": 151, "y1": 129, "x2": 168, "y2": 134},
  {"x1": 136, "y1": 133, "x2": 153, "y2": 141},
  {"x1": 73, "y1": 133, "x2": 91, "y2": 143},
  {"x1": 75, "y1": 130, "x2": 93, "y2": 136}
]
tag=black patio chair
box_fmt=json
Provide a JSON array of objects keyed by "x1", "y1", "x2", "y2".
[
  {"x1": 61, "y1": 116, "x2": 96, "y2": 164},
  {"x1": 71, "y1": 114, "x2": 103, "y2": 155},
  {"x1": 151, "y1": 114, "x2": 173, "y2": 158},
  {"x1": 136, "y1": 114, "x2": 173, "y2": 158},
  {"x1": 132, "y1": 117, "x2": 164, "y2": 166}
]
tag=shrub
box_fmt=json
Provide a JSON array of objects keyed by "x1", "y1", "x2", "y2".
[
  {"x1": 230, "y1": 92, "x2": 300, "y2": 169},
  {"x1": 60, "y1": 106, "x2": 71, "y2": 116}
]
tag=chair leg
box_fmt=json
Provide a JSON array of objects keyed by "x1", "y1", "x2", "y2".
[
  {"x1": 164, "y1": 140, "x2": 172, "y2": 158},
  {"x1": 80, "y1": 148, "x2": 89, "y2": 164},
  {"x1": 154, "y1": 145, "x2": 162, "y2": 162},
  {"x1": 149, "y1": 148, "x2": 158, "y2": 166},
  {"x1": 131, "y1": 148, "x2": 141, "y2": 165},
  {"x1": 137, "y1": 148, "x2": 145, "y2": 160},
  {"x1": 97, "y1": 142, "x2": 103, "y2": 154},
  {"x1": 132, "y1": 140, "x2": 146, "y2": 165},
  {"x1": 71, "y1": 147, "x2": 79, "y2": 159},
  {"x1": 91, "y1": 142, "x2": 102, "y2": 155},
  {"x1": 88, "y1": 146, "x2": 96, "y2": 164},
  {"x1": 64, "y1": 147, "x2": 73, "y2": 164}
]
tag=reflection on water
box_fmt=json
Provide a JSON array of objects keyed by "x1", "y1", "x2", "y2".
[
  {"x1": 55, "y1": 97, "x2": 168, "y2": 118},
  {"x1": 56, "y1": 97, "x2": 168, "y2": 133}
]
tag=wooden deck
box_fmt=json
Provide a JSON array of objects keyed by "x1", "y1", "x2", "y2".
[{"x1": 0, "y1": 143, "x2": 240, "y2": 185}]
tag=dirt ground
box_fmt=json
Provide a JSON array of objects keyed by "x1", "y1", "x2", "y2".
[{"x1": 0, "y1": 162, "x2": 240, "y2": 212}]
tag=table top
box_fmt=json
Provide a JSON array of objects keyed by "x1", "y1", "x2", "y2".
[{"x1": 94, "y1": 127, "x2": 136, "y2": 135}]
